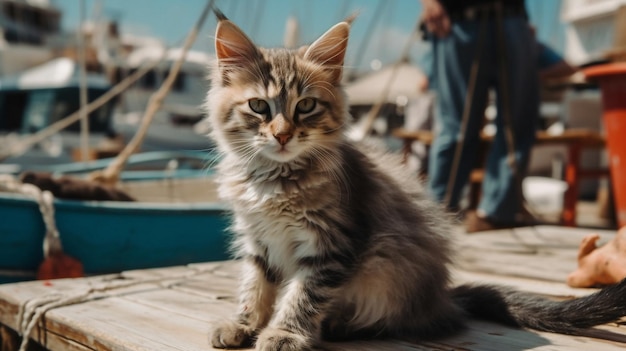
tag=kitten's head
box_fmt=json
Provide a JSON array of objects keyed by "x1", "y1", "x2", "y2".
[{"x1": 206, "y1": 16, "x2": 351, "y2": 164}]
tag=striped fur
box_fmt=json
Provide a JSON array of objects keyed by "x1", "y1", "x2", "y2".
[{"x1": 205, "y1": 16, "x2": 626, "y2": 351}]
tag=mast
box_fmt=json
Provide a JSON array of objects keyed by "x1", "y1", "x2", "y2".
[
  {"x1": 284, "y1": 16, "x2": 299, "y2": 49},
  {"x1": 78, "y1": 0, "x2": 90, "y2": 163}
]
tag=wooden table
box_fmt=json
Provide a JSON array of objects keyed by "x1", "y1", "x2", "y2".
[
  {"x1": 1, "y1": 226, "x2": 625, "y2": 351},
  {"x1": 393, "y1": 128, "x2": 609, "y2": 226}
]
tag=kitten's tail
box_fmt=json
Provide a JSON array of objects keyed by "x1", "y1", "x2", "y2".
[{"x1": 451, "y1": 279, "x2": 626, "y2": 334}]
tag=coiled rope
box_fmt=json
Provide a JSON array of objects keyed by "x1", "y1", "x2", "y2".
[{"x1": 15, "y1": 265, "x2": 213, "y2": 351}]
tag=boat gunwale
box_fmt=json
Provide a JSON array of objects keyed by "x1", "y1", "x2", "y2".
[{"x1": 0, "y1": 191, "x2": 229, "y2": 213}]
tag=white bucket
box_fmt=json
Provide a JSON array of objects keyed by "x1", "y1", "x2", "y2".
[{"x1": 523, "y1": 176, "x2": 568, "y2": 214}]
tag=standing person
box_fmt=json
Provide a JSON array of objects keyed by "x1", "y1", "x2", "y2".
[{"x1": 421, "y1": 0, "x2": 540, "y2": 232}]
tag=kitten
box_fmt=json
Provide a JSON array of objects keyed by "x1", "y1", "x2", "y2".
[{"x1": 205, "y1": 13, "x2": 626, "y2": 351}]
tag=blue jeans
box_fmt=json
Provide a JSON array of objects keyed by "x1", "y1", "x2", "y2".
[{"x1": 427, "y1": 16, "x2": 539, "y2": 222}]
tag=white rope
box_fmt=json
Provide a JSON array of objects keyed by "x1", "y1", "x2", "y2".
[
  {"x1": 0, "y1": 175, "x2": 62, "y2": 258},
  {"x1": 15, "y1": 264, "x2": 215, "y2": 351}
]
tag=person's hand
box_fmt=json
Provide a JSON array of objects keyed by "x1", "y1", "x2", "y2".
[{"x1": 420, "y1": 0, "x2": 451, "y2": 38}]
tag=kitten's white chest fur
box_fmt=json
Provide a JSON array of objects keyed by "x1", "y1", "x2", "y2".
[{"x1": 221, "y1": 163, "x2": 323, "y2": 277}]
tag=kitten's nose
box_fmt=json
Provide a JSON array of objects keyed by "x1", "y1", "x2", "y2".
[{"x1": 274, "y1": 133, "x2": 292, "y2": 146}]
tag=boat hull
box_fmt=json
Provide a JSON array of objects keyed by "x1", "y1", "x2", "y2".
[{"x1": 0, "y1": 192, "x2": 232, "y2": 283}]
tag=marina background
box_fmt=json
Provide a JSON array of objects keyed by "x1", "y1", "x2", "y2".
[{"x1": 52, "y1": 0, "x2": 566, "y2": 73}]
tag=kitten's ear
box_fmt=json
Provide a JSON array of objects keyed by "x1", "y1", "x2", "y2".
[
  {"x1": 215, "y1": 19, "x2": 259, "y2": 65},
  {"x1": 304, "y1": 22, "x2": 350, "y2": 83}
]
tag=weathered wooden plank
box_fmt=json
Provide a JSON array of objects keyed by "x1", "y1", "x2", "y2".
[
  {"x1": 325, "y1": 320, "x2": 626, "y2": 351},
  {"x1": 1, "y1": 324, "x2": 20, "y2": 351},
  {"x1": 0, "y1": 277, "x2": 106, "y2": 330},
  {"x1": 428, "y1": 320, "x2": 626, "y2": 351},
  {"x1": 4, "y1": 274, "x2": 626, "y2": 351},
  {"x1": 120, "y1": 288, "x2": 237, "y2": 323},
  {"x1": 39, "y1": 330, "x2": 98, "y2": 351},
  {"x1": 119, "y1": 264, "x2": 205, "y2": 280},
  {"x1": 0, "y1": 268, "x2": 220, "y2": 351},
  {"x1": 201, "y1": 260, "x2": 243, "y2": 278},
  {"x1": 456, "y1": 226, "x2": 615, "y2": 252},
  {"x1": 1, "y1": 226, "x2": 626, "y2": 351},
  {"x1": 323, "y1": 340, "x2": 434, "y2": 350},
  {"x1": 453, "y1": 225, "x2": 617, "y2": 283},
  {"x1": 39, "y1": 296, "x2": 218, "y2": 351},
  {"x1": 172, "y1": 274, "x2": 238, "y2": 300},
  {"x1": 456, "y1": 250, "x2": 578, "y2": 282},
  {"x1": 451, "y1": 269, "x2": 599, "y2": 298}
]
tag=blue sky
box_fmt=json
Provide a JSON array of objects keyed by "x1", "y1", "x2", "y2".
[{"x1": 52, "y1": 0, "x2": 565, "y2": 71}]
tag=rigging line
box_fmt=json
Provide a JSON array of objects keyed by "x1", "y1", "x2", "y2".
[
  {"x1": 220, "y1": 0, "x2": 240, "y2": 22},
  {"x1": 352, "y1": 13, "x2": 421, "y2": 141},
  {"x1": 299, "y1": 0, "x2": 311, "y2": 44},
  {"x1": 91, "y1": 0, "x2": 216, "y2": 185},
  {"x1": 335, "y1": 0, "x2": 353, "y2": 23},
  {"x1": 347, "y1": 0, "x2": 388, "y2": 79},
  {"x1": 0, "y1": 47, "x2": 171, "y2": 162},
  {"x1": 548, "y1": 0, "x2": 563, "y2": 51},
  {"x1": 78, "y1": 0, "x2": 90, "y2": 163},
  {"x1": 250, "y1": 0, "x2": 267, "y2": 38}
]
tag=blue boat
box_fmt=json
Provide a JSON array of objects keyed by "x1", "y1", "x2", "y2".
[{"x1": 0, "y1": 151, "x2": 232, "y2": 284}]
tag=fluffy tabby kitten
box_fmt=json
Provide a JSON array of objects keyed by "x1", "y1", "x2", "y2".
[{"x1": 205, "y1": 13, "x2": 626, "y2": 351}]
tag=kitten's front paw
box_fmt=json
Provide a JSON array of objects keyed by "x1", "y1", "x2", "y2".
[
  {"x1": 255, "y1": 328, "x2": 311, "y2": 351},
  {"x1": 210, "y1": 320, "x2": 255, "y2": 348}
]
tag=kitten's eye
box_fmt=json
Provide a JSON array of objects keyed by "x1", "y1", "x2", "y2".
[
  {"x1": 249, "y1": 99, "x2": 270, "y2": 114},
  {"x1": 296, "y1": 98, "x2": 316, "y2": 114}
]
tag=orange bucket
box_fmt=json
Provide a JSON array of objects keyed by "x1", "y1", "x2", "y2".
[{"x1": 584, "y1": 63, "x2": 626, "y2": 227}]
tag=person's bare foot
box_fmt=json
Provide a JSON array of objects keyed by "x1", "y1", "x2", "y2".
[
  {"x1": 567, "y1": 227, "x2": 626, "y2": 288},
  {"x1": 578, "y1": 233, "x2": 601, "y2": 259}
]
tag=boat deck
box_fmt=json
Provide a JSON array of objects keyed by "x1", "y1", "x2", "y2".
[{"x1": 1, "y1": 225, "x2": 625, "y2": 350}]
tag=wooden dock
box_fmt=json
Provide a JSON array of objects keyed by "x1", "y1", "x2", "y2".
[{"x1": 1, "y1": 225, "x2": 625, "y2": 350}]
